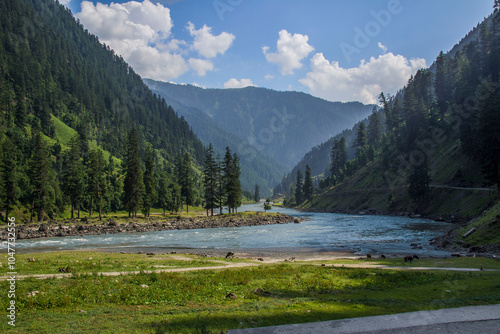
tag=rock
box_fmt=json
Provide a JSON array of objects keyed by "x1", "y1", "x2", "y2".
[
  {"x1": 225, "y1": 293, "x2": 237, "y2": 299},
  {"x1": 253, "y1": 288, "x2": 271, "y2": 296},
  {"x1": 26, "y1": 291, "x2": 39, "y2": 297},
  {"x1": 140, "y1": 285, "x2": 149, "y2": 289}
]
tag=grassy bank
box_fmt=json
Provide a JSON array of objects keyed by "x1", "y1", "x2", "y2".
[{"x1": 1, "y1": 252, "x2": 499, "y2": 333}]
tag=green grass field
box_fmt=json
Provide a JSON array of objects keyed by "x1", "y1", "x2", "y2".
[{"x1": 1, "y1": 252, "x2": 499, "y2": 333}]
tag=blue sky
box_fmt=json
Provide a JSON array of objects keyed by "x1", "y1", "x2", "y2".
[{"x1": 62, "y1": 0, "x2": 494, "y2": 103}]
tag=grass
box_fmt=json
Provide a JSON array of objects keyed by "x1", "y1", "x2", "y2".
[
  {"x1": 1, "y1": 253, "x2": 499, "y2": 333},
  {"x1": 0, "y1": 251, "x2": 242, "y2": 276},
  {"x1": 457, "y1": 200, "x2": 500, "y2": 247}
]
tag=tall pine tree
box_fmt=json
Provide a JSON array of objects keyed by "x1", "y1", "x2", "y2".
[
  {"x1": 303, "y1": 165, "x2": 314, "y2": 202},
  {"x1": 123, "y1": 128, "x2": 144, "y2": 218}
]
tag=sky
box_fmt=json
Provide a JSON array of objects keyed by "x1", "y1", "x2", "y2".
[{"x1": 61, "y1": 0, "x2": 494, "y2": 104}]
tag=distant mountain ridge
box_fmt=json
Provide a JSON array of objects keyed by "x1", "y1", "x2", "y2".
[{"x1": 145, "y1": 79, "x2": 374, "y2": 192}]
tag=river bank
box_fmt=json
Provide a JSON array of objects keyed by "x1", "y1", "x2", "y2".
[{"x1": 0, "y1": 212, "x2": 302, "y2": 241}]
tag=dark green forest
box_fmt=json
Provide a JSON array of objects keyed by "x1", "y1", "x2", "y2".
[
  {"x1": 282, "y1": 6, "x2": 500, "y2": 215},
  {"x1": 0, "y1": 0, "x2": 211, "y2": 221}
]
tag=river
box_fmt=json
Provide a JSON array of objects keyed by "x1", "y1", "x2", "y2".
[{"x1": 5, "y1": 204, "x2": 453, "y2": 256}]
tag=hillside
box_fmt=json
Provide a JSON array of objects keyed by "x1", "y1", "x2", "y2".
[
  {"x1": 0, "y1": 0, "x2": 206, "y2": 220},
  {"x1": 144, "y1": 80, "x2": 375, "y2": 170},
  {"x1": 286, "y1": 10, "x2": 500, "y2": 249},
  {"x1": 142, "y1": 91, "x2": 286, "y2": 195}
]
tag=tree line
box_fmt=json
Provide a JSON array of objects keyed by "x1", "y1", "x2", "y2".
[{"x1": 203, "y1": 144, "x2": 242, "y2": 216}]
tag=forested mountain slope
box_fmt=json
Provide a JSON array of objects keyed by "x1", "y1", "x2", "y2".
[
  {"x1": 0, "y1": 0, "x2": 205, "y2": 220},
  {"x1": 287, "y1": 8, "x2": 500, "y2": 230},
  {"x1": 144, "y1": 80, "x2": 375, "y2": 169}
]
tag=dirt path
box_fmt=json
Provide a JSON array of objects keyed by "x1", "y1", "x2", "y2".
[
  {"x1": 0, "y1": 261, "x2": 260, "y2": 281},
  {"x1": 2, "y1": 259, "x2": 498, "y2": 281}
]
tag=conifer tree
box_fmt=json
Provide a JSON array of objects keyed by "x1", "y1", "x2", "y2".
[
  {"x1": 62, "y1": 136, "x2": 84, "y2": 219},
  {"x1": 353, "y1": 123, "x2": 368, "y2": 160},
  {"x1": 123, "y1": 128, "x2": 144, "y2": 218},
  {"x1": 1, "y1": 137, "x2": 20, "y2": 222},
  {"x1": 227, "y1": 152, "x2": 242, "y2": 213},
  {"x1": 203, "y1": 144, "x2": 218, "y2": 216},
  {"x1": 367, "y1": 107, "x2": 381, "y2": 145},
  {"x1": 303, "y1": 165, "x2": 314, "y2": 202},
  {"x1": 479, "y1": 93, "x2": 500, "y2": 193},
  {"x1": 295, "y1": 169, "x2": 303, "y2": 205},
  {"x1": 29, "y1": 131, "x2": 52, "y2": 222},
  {"x1": 330, "y1": 137, "x2": 348, "y2": 180},
  {"x1": 253, "y1": 184, "x2": 260, "y2": 203},
  {"x1": 142, "y1": 145, "x2": 156, "y2": 217},
  {"x1": 179, "y1": 152, "x2": 194, "y2": 213},
  {"x1": 87, "y1": 148, "x2": 107, "y2": 220}
]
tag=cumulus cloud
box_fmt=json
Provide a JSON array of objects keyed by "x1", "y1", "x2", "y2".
[
  {"x1": 224, "y1": 78, "x2": 256, "y2": 89},
  {"x1": 76, "y1": 1, "x2": 233, "y2": 80},
  {"x1": 59, "y1": 0, "x2": 71, "y2": 6},
  {"x1": 187, "y1": 22, "x2": 235, "y2": 58},
  {"x1": 300, "y1": 52, "x2": 426, "y2": 104},
  {"x1": 263, "y1": 29, "x2": 314, "y2": 75},
  {"x1": 188, "y1": 58, "x2": 214, "y2": 76},
  {"x1": 378, "y1": 42, "x2": 388, "y2": 53}
]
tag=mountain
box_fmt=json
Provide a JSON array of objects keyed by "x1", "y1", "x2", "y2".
[
  {"x1": 286, "y1": 10, "x2": 500, "y2": 249},
  {"x1": 144, "y1": 80, "x2": 375, "y2": 193},
  {"x1": 0, "y1": 0, "x2": 205, "y2": 220}
]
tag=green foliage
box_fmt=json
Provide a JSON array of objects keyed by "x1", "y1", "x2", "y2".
[
  {"x1": 295, "y1": 169, "x2": 303, "y2": 205},
  {"x1": 123, "y1": 129, "x2": 144, "y2": 218},
  {"x1": 303, "y1": 165, "x2": 314, "y2": 201},
  {"x1": 0, "y1": 0, "x2": 206, "y2": 221}
]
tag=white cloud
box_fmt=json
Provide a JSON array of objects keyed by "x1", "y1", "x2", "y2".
[
  {"x1": 59, "y1": 0, "x2": 71, "y2": 6},
  {"x1": 188, "y1": 58, "x2": 214, "y2": 76},
  {"x1": 187, "y1": 22, "x2": 235, "y2": 58},
  {"x1": 263, "y1": 30, "x2": 314, "y2": 75},
  {"x1": 378, "y1": 42, "x2": 388, "y2": 53},
  {"x1": 224, "y1": 78, "x2": 256, "y2": 89},
  {"x1": 264, "y1": 74, "x2": 274, "y2": 80},
  {"x1": 300, "y1": 52, "x2": 427, "y2": 104},
  {"x1": 76, "y1": 1, "x2": 232, "y2": 81}
]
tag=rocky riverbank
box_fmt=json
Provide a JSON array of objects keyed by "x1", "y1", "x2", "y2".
[{"x1": 0, "y1": 213, "x2": 302, "y2": 241}]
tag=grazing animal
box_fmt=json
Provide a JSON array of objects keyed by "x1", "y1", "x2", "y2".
[
  {"x1": 404, "y1": 256, "x2": 413, "y2": 263},
  {"x1": 257, "y1": 258, "x2": 264, "y2": 261},
  {"x1": 380, "y1": 254, "x2": 386, "y2": 259},
  {"x1": 367, "y1": 254, "x2": 372, "y2": 259},
  {"x1": 412, "y1": 255, "x2": 420, "y2": 260},
  {"x1": 225, "y1": 251, "x2": 235, "y2": 259}
]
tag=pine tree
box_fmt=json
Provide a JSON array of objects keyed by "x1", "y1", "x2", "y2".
[
  {"x1": 142, "y1": 145, "x2": 156, "y2": 217},
  {"x1": 435, "y1": 51, "x2": 450, "y2": 119},
  {"x1": 29, "y1": 131, "x2": 51, "y2": 222},
  {"x1": 87, "y1": 148, "x2": 107, "y2": 220},
  {"x1": 295, "y1": 169, "x2": 303, "y2": 205},
  {"x1": 179, "y1": 152, "x2": 194, "y2": 213},
  {"x1": 227, "y1": 152, "x2": 242, "y2": 213},
  {"x1": 479, "y1": 92, "x2": 500, "y2": 193},
  {"x1": 1, "y1": 137, "x2": 20, "y2": 222},
  {"x1": 253, "y1": 184, "x2": 260, "y2": 203},
  {"x1": 123, "y1": 128, "x2": 144, "y2": 218},
  {"x1": 408, "y1": 159, "x2": 431, "y2": 202},
  {"x1": 157, "y1": 172, "x2": 172, "y2": 215},
  {"x1": 303, "y1": 165, "x2": 314, "y2": 201},
  {"x1": 367, "y1": 107, "x2": 381, "y2": 145},
  {"x1": 330, "y1": 137, "x2": 348, "y2": 179},
  {"x1": 353, "y1": 123, "x2": 368, "y2": 161},
  {"x1": 62, "y1": 136, "x2": 84, "y2": 219},
  {"x1": 203, "y1": 144, "x2": 218, "y2": 216}
]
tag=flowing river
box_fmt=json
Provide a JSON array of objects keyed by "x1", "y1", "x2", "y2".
[{"x1": 6, "y1": 204, "x2": 453, "y2": 256}]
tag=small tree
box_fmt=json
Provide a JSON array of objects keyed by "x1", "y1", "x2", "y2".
[
  {"x1": 295, "y1": 169, "x2": 303, "y2": 205},
  {"x1": 303, "y1": 165, "x2": 314, "y2": 201},
  {"x1": 263, "y1": 198, "x2": 272, "y2": 212}
]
